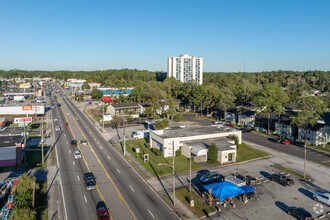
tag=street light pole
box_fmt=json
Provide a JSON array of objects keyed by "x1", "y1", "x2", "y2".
[
  {"x1": 41, "y1": 108, "x2": 44, "y2": 166},
  {"x1": 172, "y1": 141, "x2": 175, "y2": 206},
  {"x1": 189, "y1": 147, "x2": 192, "y2": 193},
  {"x1": 123, "y1": 117, "x2": 127, "y2": 155},
  {"x1": 102, "y1": 104, "x2": 105, "y2": 131}
]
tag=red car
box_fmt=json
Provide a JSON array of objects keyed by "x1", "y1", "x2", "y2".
[
  {"x1": 96, "y1": 201, "x2": 110, "y2": 220},
  {"x1": 281, "y1": 140, "x2": 291, "y2": 145},
  {"x1": 64, "y1": 123, "x2": 69, "y2": 127},
  {"x1": 226, "y1": 124, "x2": 235, "y2": 127}
]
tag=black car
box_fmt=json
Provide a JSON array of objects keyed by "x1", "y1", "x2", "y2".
[
  {"x1": 270, "y1": 174, "x2": 294, "y2": 186},
  {"x1": 200, "y1": 171, "x2": 224, "y2": 185},
  {"x1": 71, "y1": 140, "x2": 77, "y2": 147},
  {"x1": 57, "y1": 103, "x2": 61, "y2": 107},
  {"x1": 84, "y1": 172, "x2": 96, "y2": 190},
  {"x1": 287, "y1": 207, "x2": 312, "y2": 220}
]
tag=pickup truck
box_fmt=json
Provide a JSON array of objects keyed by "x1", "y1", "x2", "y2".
[
  {"x1": 270, "y1": 174, "x2": 294, "y2": 186},
  {"x1": 131, "y1": 130, "x2": 150, "y2": 139}
]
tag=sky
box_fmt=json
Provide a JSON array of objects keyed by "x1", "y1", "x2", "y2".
[{"x1": 0, "y1": 0, "x2": 330, "y2": 72}]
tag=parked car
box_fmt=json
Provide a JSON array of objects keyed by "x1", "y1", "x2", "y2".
[
  {"x1": 55, "y1": 126, "x2": 61, "y2": 131},
  {"x1": 84, "y1": 172, "x2": 96, "y2": 190},
  {"x1": 286, "y1": 207, "x2": 312, "y2": 220},
  {"x1": 212, "y1": 121, "x2": 223, "y2": 125},
  {"x1": 96, "y1": 201, "x2": 110, "y2": 220},
  {"x1": 54, "y1": 117, "x2": 59, "y2": 121},
  {"x1": 64, "y1": 123, "x2": 69, "y2": 127},
  {"x1": 226, "y1": 124, "x2": 235, "y2": 127},
  {"x1": 200, "y1": 171, "x2": 224, "y2": 185},
  {"x1": 80, "y1": 140, "x2": 88, "y2": 145},
  {"x1": 270, "y1": 174, "x2": 294, "y2": 186},
  {"x1": 74, "y1": 150, "x2": 82, "y2": 159},
  {"x1": 71, "y1": 140, "x2": 77, "y2": 147},
  {"x1": 313, "y1": 192, "x2": 330, "y2": 206},
  {"x1": 281, "y1": 140, "x2": 291, "y2": 145}
]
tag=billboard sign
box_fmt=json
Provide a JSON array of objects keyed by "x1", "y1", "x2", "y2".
[
  {"x1": 14, "y1": 117, "x2": 32, "y2": 124},
  {"x1": 34, "y1": 92, "x2": 38, "y2": 95},
  {"x1": 22, "y1": 106, "x2": 33, "y2": 111}
]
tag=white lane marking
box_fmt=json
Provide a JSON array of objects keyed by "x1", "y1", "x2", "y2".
[
  {"x1": 72, "y1": 161, "x2": 75, "y2": 166},
  {"x1": 148, "y1": 210, "x2": 155, "y2": 219},
  {"x1": 100, "y1": 146, "x2": 102, "y2": 149},
  {"x1": 107, "y1": 156, "x2": 110, "y2": 160},
  {"x1": 66, "y1": 141, "x2": 68, "y2": 144},
  {"x1": 77, "y1": 176, "x2": 80, "y2": 181},
  {"x1": 94, "y1": 138, "x2": 97, "y2": 141},
  {"x1": 116, "y1": 168, "x2": 120, "y2": 173},
  {"x1": 84, "y1": 195, "x2": 87, "y2": 203},
  {"x1": 129, "y1": 185, "x2": 134, "y2": 192},
  {"x1": 69, "y1": 150, "x2": 71, "y2": 153},
  {"x1": 64, "y1": 134, "x2": 66, "y2": 137},
  {"x1": 90, "y1": 132, "x2": 91, "y2": 134}
]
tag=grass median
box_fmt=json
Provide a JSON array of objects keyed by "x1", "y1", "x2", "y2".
[{"x1": 236, "y1": 145, "x2": 270, "y2": 163}]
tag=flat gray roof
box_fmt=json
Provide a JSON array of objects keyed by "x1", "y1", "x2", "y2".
[
  {"x1": 0, "y1": 135, "x2": 23, "y2": 148},
  {"x1": 183, "y1": 137, "x2": 235, "y2": 151},
  {"x1": 160, "y1": 126, "x2": 238, "y2": 139}
]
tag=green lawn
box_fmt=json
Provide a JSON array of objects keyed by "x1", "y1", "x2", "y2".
[
  {"x1": 175, "y1": 187, "x2": 216, "y2": 218},
  {"x1": 36, "y1": 181, "x2": 48, "y2": 220},
  {"x1": 308, "y1": 145, "x2": 330, "y2": 153},
  {"x1": 236, "y1": 146, "x2": 270, "y2": 162},
  {"x1": 125, "y1": 139, "x2": 202, "y2": 177}
]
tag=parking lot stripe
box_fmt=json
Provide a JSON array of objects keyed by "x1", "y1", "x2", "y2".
[
  {"x1": 321, "y1": 160, "x2": 330, "y2": 163},
  {"x1": 148, "y1": 210, "x2": 155, "y2": 219},
  {"x1": 84, "y1": 195, "x2": 87, "y2": 203},
  {"x1": 117, "y1": 168, "x2": 121, "y2": 173},
  {"x1": 107, "y1": 156, "x2": 110, "y2": 160},
  {"x1": 77, "y1": 175, "x2": 80, "y2": 181},
  {"x1": 129, "y1": 186, "x2": 134, "y2": 192}
]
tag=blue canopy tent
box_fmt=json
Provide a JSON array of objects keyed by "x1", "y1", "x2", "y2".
[
  {"x1": 240, "y1": 185, "x2": 256, "y2": 194},
  {"x1": 203, "y1": 182, "x2": 245, "y2": 201}
]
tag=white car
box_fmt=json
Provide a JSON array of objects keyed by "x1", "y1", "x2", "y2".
[
  {"x1": 212, "y1": 121, "x2": 223, "y2": 125},
  {"x1": 74, "y1": 150, "x2": 82, "y2": 159},
  {"x1": 54, "y1": 117, "x2": 59, "y2": 121},
  {"x1": 55, "y1": 126, "x2": 61, "y2": 131},
  {"x1": 313, "y1": 192, "x2": 330, "y2": 206},
  {"x1": 80, "y1": 140, "x2": 88, "y2": 145}
]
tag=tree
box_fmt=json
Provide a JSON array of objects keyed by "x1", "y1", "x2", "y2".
[
  {"x1": 16, "y1": 173, "x2": 39, "y2": 195},
  {"x1": 144, "y1": 107, "x2": 153, "y2": 118},
  {"x1": 219, "y1": 87, "x2": 235, "y2": 123},
  {"x1": 9, "y1": 207, "x2": 36, "y2": 220},
  {"x1": 290, "y1": 96, "x2": 326, "y2": 178},
  {"x1": 82, "y1": 81, "x2": 90, "y2": 90},
  {"x1": 207, "y1": 143, "x2": 218, "y2": 163},
  {"x1": 90, "y1": 89, "x2": 103, "y2": 99}
]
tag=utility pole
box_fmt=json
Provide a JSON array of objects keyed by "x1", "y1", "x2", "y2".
[
  {"x1": 189, "y1": 147, "x2": 192, "y2": 193},
  {"x1": 172, "y1": 141, "x2": 176, "y2": 206},
  {"x1": 32, "y1": 182, "x2": 35, "y2": 208},
  {"x1": 123, "y1": 117, "x2": 127, "y2": 155},
  {"x1": 23, "y1": 118, "x2": 27, "y2": 164},
  {"x1": 41, "y1": 112, "x2": 44, "y2": 166},
  {"x1": 102, "y1": 104, "x2": 105, "y2": 130}
]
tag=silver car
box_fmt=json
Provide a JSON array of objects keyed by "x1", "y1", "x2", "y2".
[
  {"x1": 55, "y1": 126, "x2": 61, "y2": 131},
  {"x1": 54, "y1": 117, "x2": 59, "y2": 121},
  {"x1": 313, "y1": 192, "x2": 330, "y2": 206}
]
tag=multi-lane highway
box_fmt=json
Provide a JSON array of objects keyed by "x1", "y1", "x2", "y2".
[{"x1": 49, "y1": 83, "x2": 177, "y2": 220}]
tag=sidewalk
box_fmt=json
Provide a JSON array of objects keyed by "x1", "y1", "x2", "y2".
[{"x1": 76, "y1": 100, "x2": 199, "y2": 219}]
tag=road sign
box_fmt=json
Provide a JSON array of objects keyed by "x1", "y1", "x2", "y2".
[
  {"x1": 22, "y1": 105, "x2": 33, "y2": 111},
  {"x1": 14, "y1": 117, "x2": 32, "y2": 124}
]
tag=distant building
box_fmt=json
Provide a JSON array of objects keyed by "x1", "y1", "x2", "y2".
[
  {"x1": 167, "y1": 54, "x2": 203, "y2": 85},
  {"x1": 106, "y1": 103, "x2": 143, "y2": 118},
  {"x1": 19, "y1": 83, "x2": 31, "y2": 89},
  {"x1": 98, "y1": 87, "x2": 134, "y2": 97},
  {"x1": 0, "y1": 127, "x2": 24, "y2": 167}
]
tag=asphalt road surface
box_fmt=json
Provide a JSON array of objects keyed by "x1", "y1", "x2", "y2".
[
  {"x1": 51, "y1": 83, "x2": 177, "y2": 220},
  {"x1": 242, "y1": 132, "x2": 330, "y2": 168}
]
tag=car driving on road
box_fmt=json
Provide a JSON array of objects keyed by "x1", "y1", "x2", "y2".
[
  {"x1": 71, "y1": 140, "x2": 77, "y2": 147},
  {"x1": 64, "y1": 123, "x2": 69, "y2": 126},
  {"x1": 55, "y1": 126, "x2": 61, "y2": 131},
  {"x1": 80, "y1": 140, "x2": 88, "y2": 145},
  {"x1": 84, "y1": 172, "x2": 96, "y2": 190},
  {"x1": 96, "y1": 201, "x2": 110, "y2": 220},
  {"x1": 54, "y1": 117, "x2": 59, "y2": 121},
  {"x1": 74, "y1": 150, "x2": 82, "y2": 159}
]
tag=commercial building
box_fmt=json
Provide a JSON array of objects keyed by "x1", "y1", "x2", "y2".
[
  {"x1": 98, "y1": 87, "x2": 134, "y2": 97},
  {"x1": 107, "y1": 103, "x2": 143, "y2": 118},
  {"x1": 150, "y1": 125, "x2": 241, "y2": 164},
  {"x1": 0, "y1": 128, "x2": 24, "y2": 167},
  {"x1": 167, "y1": 54, "x2": 203, "y2": 85},
  {"x1": 0, "y1": 105, "x2": 45, "y2": 115},
  {"x1": 19, "y1": 83, "x2": 31, "y2": 89}
]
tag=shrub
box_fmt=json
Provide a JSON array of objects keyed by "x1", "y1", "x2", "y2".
[
  {"x1": 227, "y1": 134, "x2": 239, "y2": 146},
  {"x1": 207, "y1": 143, "x2": 218, "y2": 163},
  {"x1": 173, "y1": 113, "x2": 183, "y2": 121},
  {"x1": 154, "y1": 118, "x2": 170, "y2": 130},
  {"x1": 154, "y1": 114, "x2": 161, "y2": 119},
  {"x1": 175, "y1": 149, "x2": 182, "y2": 157},
  {"x1": 144, "y1": 143, "x2": 150, "y2": 148},
  {"x1": 151, "y1": 148, "x2": 163, "y2": 156}
]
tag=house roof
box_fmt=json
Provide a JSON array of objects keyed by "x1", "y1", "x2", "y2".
[
  {"x1": 0, "y1": 135, "x2": 23, "y2": 148},
  {"x1": 110, "y1": 103, "x2": 141, "y2": 110}
]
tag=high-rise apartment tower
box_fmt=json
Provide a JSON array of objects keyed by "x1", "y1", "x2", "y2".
[{"x1": 167, "y1": 54, "x2": 203, "y2": 85}]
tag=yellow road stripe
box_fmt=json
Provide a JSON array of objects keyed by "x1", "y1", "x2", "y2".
[
  {"x1": 68, "y1": 107, "x2": 137, "y2": 220},
  {"x1": 321, "y1": 160, "x2": 330, "y2": 163},
  {"x1": 58, "y1": 99, "x2": 113, "y2": 220}
]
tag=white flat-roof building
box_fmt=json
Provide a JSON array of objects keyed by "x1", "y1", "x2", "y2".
[
  {"x1": 150, "y1": 125, "x2": 241, "y2": 163},
  {"x1": 167, "y1": 54, "x2": 203, "y2": 85}
]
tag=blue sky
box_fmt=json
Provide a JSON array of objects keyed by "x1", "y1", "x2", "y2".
[{"x1": 0, "y1": 0, "x2": 329, "y2": 72}]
